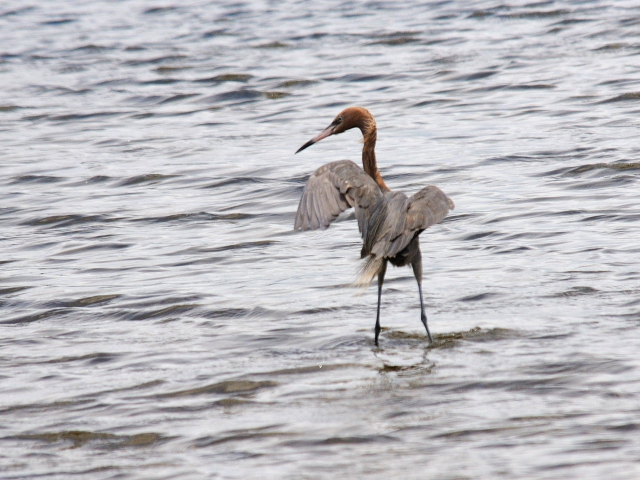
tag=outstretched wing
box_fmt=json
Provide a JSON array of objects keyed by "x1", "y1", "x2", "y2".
[
  {"x1": 370, "y1": 186, "x2": 454, "y2": 259},
  {"x1": 294, "y1": 160, "x2": 385, "y2": 243},
  {"x1": 407, "y1": 185, "x2": 454, "y2": 233}
]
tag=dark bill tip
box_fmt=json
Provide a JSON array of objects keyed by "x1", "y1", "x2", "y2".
[
  {"x1": 295, "y1": 125, "x2": 335, "y2": 154},
  {"x1": 295, "y1": 139, "x2": 315, "y2": 154}
]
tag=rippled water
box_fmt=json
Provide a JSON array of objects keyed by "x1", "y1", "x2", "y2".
[{"x1": 2, "y1": 1, "x2": 640, "y2": 478}]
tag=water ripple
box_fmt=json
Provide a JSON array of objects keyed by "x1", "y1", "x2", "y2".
[{"x1": 2, "y1": 1, "x2": 640, "y2": 479}]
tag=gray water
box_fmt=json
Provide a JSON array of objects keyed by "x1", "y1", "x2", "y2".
[{"x1": 2, "y1": 1, "x2": 640, "y2": 478}]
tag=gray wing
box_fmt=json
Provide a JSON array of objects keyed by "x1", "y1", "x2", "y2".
[
  {"x1": 294, "y1": 160, "x2": 384, "y2": 243},
  {"x1": 370, "y1": 186, "x2": 454, "y2": 259}
]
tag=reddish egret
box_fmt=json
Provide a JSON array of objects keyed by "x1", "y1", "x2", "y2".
[{"x1": 295, "y1": 107, "x2": 454, "y2": 346}]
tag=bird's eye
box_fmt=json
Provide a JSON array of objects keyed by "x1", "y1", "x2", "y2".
[
  {"x1": 337, "y1": 116, "x2": 343, "y2": 123},
  {"x1": 334, "y1": 116, "x2": 343, "y2": 126}
]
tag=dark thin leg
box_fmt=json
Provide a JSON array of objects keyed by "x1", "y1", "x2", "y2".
[
  {"x1": 418, "y1": 283, "x2": 433, "y2": 343},
  {"x1": 375, "y1": 260, "x2": 388, "y2": 347},
  {"x1": 412, "y1": 254, "x2": 433, "y2": 344}
]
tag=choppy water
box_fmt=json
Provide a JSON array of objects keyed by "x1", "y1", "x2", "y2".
[{"x1": 2, "y1": 1, "x2": 640, "y2": 478}]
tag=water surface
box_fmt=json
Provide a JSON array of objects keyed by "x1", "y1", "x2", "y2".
[{"x1": 2, "y1": 1, "x2": 640, "y2": 478}]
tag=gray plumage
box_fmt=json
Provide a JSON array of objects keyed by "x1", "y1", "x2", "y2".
[
  {"x1": 295, "y1": 159, "x2": 453, "y2": 285},
  {"x1": 293, "y1": 107, "x2": 454, "y2": 346}
]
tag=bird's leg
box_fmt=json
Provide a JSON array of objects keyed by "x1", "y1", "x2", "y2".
[
  {"x1": 411, "y1": 254, "x2": 433, "y2": 344},
  {"x1": 417, "y1": 283, "x2": 433, "y2": 344},
  {"x1": 375, "y1": 260, "x2": 388, "y2": 347}
]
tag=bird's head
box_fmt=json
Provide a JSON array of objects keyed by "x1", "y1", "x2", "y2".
[{"x1": 296, "y1": 107, "x2": 375, "y2": 154}]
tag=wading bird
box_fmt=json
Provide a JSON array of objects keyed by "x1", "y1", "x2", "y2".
[{"x1": 294, "y1": 107, "x2": 454, "y2": 346}]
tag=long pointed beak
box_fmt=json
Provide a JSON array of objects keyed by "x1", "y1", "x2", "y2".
[{"x1": 295, "y1": 125, "x2": 335, "y2": 154}]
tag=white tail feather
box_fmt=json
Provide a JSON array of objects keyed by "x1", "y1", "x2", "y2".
[{"x1": 353, "y1": 256, "x2": 384, "y2": 289}]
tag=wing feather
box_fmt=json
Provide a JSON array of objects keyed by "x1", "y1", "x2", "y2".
[
  {"x1": 294, "y1": 160, "x2": 382, "y2": 237},
  {"x1": 370, "y1": 186, "x2": 454, "y2": 259},
  {"x1": 295, "y1": 162, "x2": 453, "y2": 263},
  {"x1": 406, "y1": 185, "x2": 454, "y2": 232}
]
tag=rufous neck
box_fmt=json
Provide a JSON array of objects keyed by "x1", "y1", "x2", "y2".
[{"x1": 361, "y1": 126, "x2": 389, "y2": 192}]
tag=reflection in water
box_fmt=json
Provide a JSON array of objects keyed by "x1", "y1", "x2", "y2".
[{"x1": 1, "y1": 1, "x2": 640, "y2": 478}]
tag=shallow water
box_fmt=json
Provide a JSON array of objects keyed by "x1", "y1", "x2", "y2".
[{"x1": 2, "y1": 1, "x2": 640, "y2": 478}]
